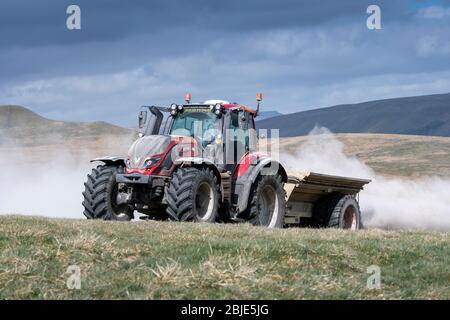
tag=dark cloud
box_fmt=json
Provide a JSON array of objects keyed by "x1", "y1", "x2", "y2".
[
  {"x1": 0, "y1": 0, "x2": 449, "y2": 126},
  {"x1": 0, "y1": 0, "x2": 420, "y2": 48}
]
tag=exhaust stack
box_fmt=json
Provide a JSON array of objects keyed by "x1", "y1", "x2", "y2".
[{"x1": 256, "y1": 92, "x2": 263, "y2": 117}]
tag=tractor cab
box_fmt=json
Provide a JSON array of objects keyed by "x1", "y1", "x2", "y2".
[{"x1": 137, "y1": 94, "x2": 260, "y2": 172}]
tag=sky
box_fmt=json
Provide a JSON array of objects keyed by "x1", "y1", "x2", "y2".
[{"x1": 0, "y1": 0, "x2": 449, "y2": 126}]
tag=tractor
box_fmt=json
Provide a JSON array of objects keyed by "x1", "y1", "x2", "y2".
[{"x1": 82, "y1": 94, "x2": 370, "y2": 229}]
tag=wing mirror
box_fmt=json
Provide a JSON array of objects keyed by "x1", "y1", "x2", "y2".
[{"x1": 138, "y1": 111, "x2": 147, "y2": 129}]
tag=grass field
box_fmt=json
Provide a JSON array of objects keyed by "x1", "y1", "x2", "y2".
[{"x1": 0, "y1": 216, "x2": 448, "y2": 299}]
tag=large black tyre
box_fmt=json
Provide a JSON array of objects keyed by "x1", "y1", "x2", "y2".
[
  {"x1": 312, "y1": 193, "x2": 361, "y2": 230},
  {"x1": 311, "y1": 193, "x2": 342, "y2": 227},
  {"x1": 82, "y1": 165, "x2": 134, "y2": 221},
  {"x1": 327, "y1": 195, "x2": 361, "y2": 229},
  {"x1": 246, "y1": 174, "x2": 286, "y2": 228},
  {"x1": 166, "y1": 167, "x2": 220, "y2": 222}
]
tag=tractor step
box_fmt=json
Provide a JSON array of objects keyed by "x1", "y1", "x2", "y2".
[{"x1": 221, "y1": 172, "x2": 232, "y2": 204}]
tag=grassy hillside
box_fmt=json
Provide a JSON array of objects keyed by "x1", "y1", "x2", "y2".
[
  {"x1": 256, "y1": 110, "x2": 283, "y2": 121},
  {"x1": 2, "y1": 105, "x2": 450, "y2": 178},
  {"x1": 0, "y1": 105, "x2": 133, "y2": 145},
  {"x1": 280, "y1": 134, "x2": 450, "y2": 177},
  {"x1": 0, "y1": 105, "x2": 136, "y2": 165},
  {"x1": 259, "y1": 93, "x2": 450, "y2": 137},
  {"x1": 0, "y1": 216, "x2": 448, "y2": 299}
]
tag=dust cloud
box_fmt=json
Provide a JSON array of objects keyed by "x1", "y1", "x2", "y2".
[
  {"x1": 0, "y1": 151, "x2": 91, "y2": 219},
  {"x1": 281, "y1": 127, "x2": 450, "y2": 232},
  {"x1": 0, "y1": 132, "x2": 133, "y2": 219},
  {"x1": 1, "y1": 126, "x2": 450, "y2": 231}
]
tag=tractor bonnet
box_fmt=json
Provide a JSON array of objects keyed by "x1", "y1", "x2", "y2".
[{"x1": 127, "y1": 135, "x2": 171, "y2": 169}]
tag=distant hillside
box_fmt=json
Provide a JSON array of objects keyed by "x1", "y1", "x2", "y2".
[
  {"x1": 3, "y1": 105, "x2": 450, "y2": 178},
  {"x1": 258, "y1": 93, "x2": 450, "y2": 137},
  {"x1": 0, "y1": 105, "x2": 133, "y2": 145},
  {"x1": 256, "y1": 110, "x2": 282, "y2": 121},
  {"x1": 279, "y1": 133, "x2": 450, "y2": 177}
]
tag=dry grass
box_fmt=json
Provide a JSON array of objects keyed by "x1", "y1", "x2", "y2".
[{"x1": 0, "y1": 216, "x2": 448, "y2": 299}]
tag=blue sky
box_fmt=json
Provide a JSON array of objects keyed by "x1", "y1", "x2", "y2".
[{"x1": 0, "y1": 0, "x2": 449, "y2": 126}]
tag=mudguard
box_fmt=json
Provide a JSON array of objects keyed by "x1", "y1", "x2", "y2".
[
  {"x1": 176, "y1": 157, "x2": 222, "y2": 184},
  {"x1": 234, "y1": 158, "x2": 288, "y2": 213},
  {"x1": 90, "y1": 156, "x2": 126, "y2": 167}
]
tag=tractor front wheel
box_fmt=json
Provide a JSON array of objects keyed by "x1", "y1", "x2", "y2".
[
  {"x1": 82, "y1": 165, "x2": 134, "y2": 221},
  {"x1": 166, "y1": 167, "x2": 220, "y2": 222},
  {"x1": 246, "y1": 174, "x2": 286, "y2": 228}
]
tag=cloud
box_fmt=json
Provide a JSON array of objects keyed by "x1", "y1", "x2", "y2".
[
  {"x1": 0, "y1": 0, "x2": 449, "y2": 125},
  {"x1": 416, "y1": 35, "x2": 450, "y2": 56},
  {"x1": 417, "y1": 5, "x2": 450, "y2": 19},
  {"x1": 310, "y1": 70, "x2": 450, "y2": 108}
]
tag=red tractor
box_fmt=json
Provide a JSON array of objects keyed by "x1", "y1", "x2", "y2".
[{"x1": 82, "y1": 94, "x2": 370, "y2": 229}]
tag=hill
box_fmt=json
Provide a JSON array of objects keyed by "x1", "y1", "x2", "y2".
[
  {"x1": 256, "y1": 110, "x2": 282, "y2": 121},
  {"x1": 0, "y1": 216, "x2": 448, "y2": 299},
  {"x1": 258, "y1": 93, "x2": 450, "y2": 137},
  {"x1": 2, "y1": 105, "x2": 450, "y2": 177},
  {"x1": 279, "y1": 133, "x2": 450, "y2": 177},
  {"x1": 0, "y1": 105, "x2": 133, "y2": 145},
  {"x1": 0, "y1": 105, "x2": 136, "y2": 162}
]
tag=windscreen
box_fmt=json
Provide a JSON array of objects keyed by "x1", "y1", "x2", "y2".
[{"x1": 170, "y1": 108, "x2": 221, "y2": 141}]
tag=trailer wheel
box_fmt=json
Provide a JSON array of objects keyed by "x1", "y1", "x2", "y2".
[
  {"x1": 328, "y1": 195, "x2": 361, "y2": 230},
  {"x1": 246, "y1": 174, "x2": 286, "y2": 228},
  {"x1": 82, "y1": 165, "x2": 134, "y2": 221},
  {"x1": 312, "y1": 194, "x2": 361, "y2": 230},
  {"x1": 166, "y1": 167, "x2": 219, "y2": 222}
]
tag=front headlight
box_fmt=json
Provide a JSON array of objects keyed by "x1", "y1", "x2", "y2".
[
  {"x1": 143, "y1": 157, "x2": 160, "y2": 168},
  {"x1": 213, "y1": 103, "x2": 223, "y2": 116},
  {"x1": 170, "y1": 103, "x2": 178, "y2": 116}
]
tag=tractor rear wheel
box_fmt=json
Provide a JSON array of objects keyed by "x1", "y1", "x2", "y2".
[
  {"x1": 166, "y1": 167, "x2": 220, "y2": 222},
  {"x1": 246, "y1": 174, "x2": 286, "y2": 228},
  {"x1": 82, "y1": 165, "x2": 134, "y2": 221}
]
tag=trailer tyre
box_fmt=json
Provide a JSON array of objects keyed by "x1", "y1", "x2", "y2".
[
  {"x1": 166, "y1": 167, "x2": 220, "y2": 222},
  {"x1": 328, "y1": 195, "x2": 361, "y2": 230},
  {"x1": 246, "y1": 174, "x2": 286, "y2": 228},
  {"x1": 312, "y1": 193, "x2": 361, "y2": 230},
  {"x1": 82, "y1": 165, "x2": 134, "y2": 221}
]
